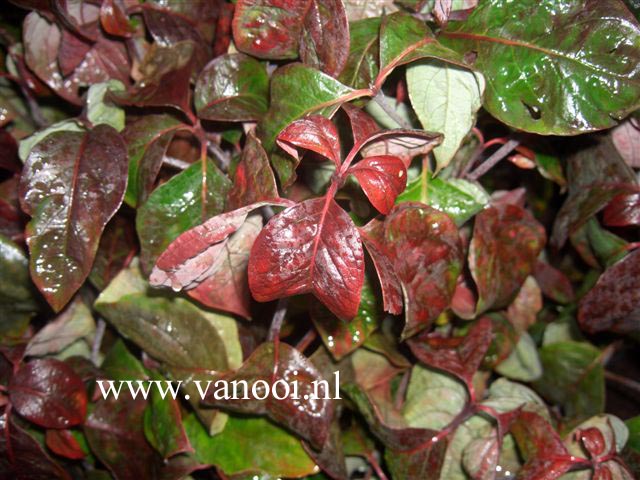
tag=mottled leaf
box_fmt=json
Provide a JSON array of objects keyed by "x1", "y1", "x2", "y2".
[
  {"x1": 9, "y1": 358, "x2": 87, "y2": 428},
  {"x1": 533, "y1": 260, "x2": 575, "y2": 305},
  {"x1": 195, "y1": 53, "x2": 269, "y2": 121},
  {"x1": 578, "y1": 249, "x2": 640, "y2": 334},
  {"x1": 248, "y1": 196, "x2": 364, "y2": 320},
  {"x1": 19, "y1": 125, "x2": 128, "y2": 311},
  {"x1": 441, "y1": 0, "x2": 640, "y2": 134},
  {"x1": 469, "y1": 204, "x2": 546, "y2": 314}
]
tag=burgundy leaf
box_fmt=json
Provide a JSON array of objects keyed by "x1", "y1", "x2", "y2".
[
  {"x1": 9, "y1": 358, "x2": 87, "y2": 429},
  {"x1": 248, "y1": 196, "x2": 364, "y2": 320},
  {"x1": 302, "y1": 419, "x2": 348, "y2": 480},
  {"x1": 510, "y1": 411, "x2": 577, "y2": 480},
  {"x1": 19, "y1": 125, "x2": 128, "y2": 312},
  {"x1": 232, "y1": 0, "x2": 310, "y2": 59},
  {"x1": 342, "y1": 103, "x2": 380, "y2": 147},
  {"x1": 359, "y1": 218, "x2": 403, "y2": 316},
  {"x1": 506, "y1": 276, "x2": 542, "y2": 333},
  {"x1": 354, "y1": 129, "x2": 443, "y2": 168},
  {"x1": 203, "y1": 342, "x2": 335, "y2": 449},
  {"x1": 89, "y1": 215, "x2": 137, "y2": 291},
  {"x1": 603, "y1": 192, "x2": 640, "y2": 227},
  {"x1": 578, "y1": 249, "x2": 640, "y2": 334},
  {"x1": 348, "y1": 155, "x2": 407, "y2": 214},
  {"x1": 45, "y1": 429, "x2": 85, "y2": 460},
  {"x1": 469, "y1": 204, "x2": 546, "y2": 314},
  {"x1": 533, "y1": 260, "x2": 575, "y2": 305},
  {"x1": 57, "y1": 29, "x2": 90, "y2": 77},
  {"x1": 100, "y1": 0, "x2": 135, "y2": 37},
  {"x1": 408, "y1": 317, "x2": 492, "y2": 388},
  {"x1": 84, "y1": 395, "x2": 158, "y2": 479},
  {"x1": 384, "y1": 203, "x2": 463, "y2": 338},
  {"x1": 0, "y1": 129, "x2": 20, "y2": 173},
  {"x1": 299, "y1": 0, "x2": 350, "y2": 77},
  {"x1": 0, "y1": 417, "x2": 70, "y2": 480},
  {"x1": 578, "y1": 427, "x2": 607, "y2": 458},
  {"x1": 110, "y1": 41, "x2": 195, "y2": 116},
  {"x1": 51, "y1": 0, "x2": 100, "y2": 41},
  {"x1": 227, "y1": 131, "x2": 279, "y2": 210},
  {"x1": 277, "y1": 115, "x2": 342, "y2": 168}
]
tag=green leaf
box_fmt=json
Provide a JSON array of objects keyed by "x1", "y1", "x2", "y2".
[
  {"x1": 101, "y1": 339, "x2": 149, "y2": 382},
  {"x1": 441, "y1": 0, "x2": 640, "y2": 134},
  {"x1": 18, "y1": 119, "x2": 84, "y2": 162},
  {"x1": 407, "y1": 60, "x2": 484, "y2": 171},
  {"x1": 183, "y1": 413, "x2": 317, "y2": 478},
  {"x1": 403, "y1": 365, "x2": 468, "y2": 430},
  {"x1": 86, "y1": 80, "x2": 126, "y2": 132},
  {"x1": 195, "y1": 53, "x2": 269, "y2": 122},
  {"x1": 338, "y1": 17, "x2": 381, "y2": 89},
  {"x1": 0, "y1": 234, "x2": 38, "y2": 337},
  {"x1": 396, "y1": 168, "x2": 489, "y2": 225},
  {"x1": 123, "y1": 114, "x2": 188, "y2": 208},
  {"x1": 95, "y1": 261, "x2": 242, "y2": 433},
  {"x1": 533, "y1": 341, "x2": 605, "y2": 427},
  {"x1": 144, "y1": 373, "x2": 192, "y2": 459},
  {"x1": 137, "y1": 159, "x2": 230, "y2": 273},
  {"x1": 257, "y1": 63, "x2": 357, "y2": 186},
  {"x1": 494, "y1": 332, "x2": 543, "y2": 382}
]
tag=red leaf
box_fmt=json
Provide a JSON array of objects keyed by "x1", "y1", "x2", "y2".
[
  {"x1": 360, "y1": 219, "x2": 404, "y2": 315},
  {"x1": 100, "y1": 0, "x2": 134, "y2": 37},
  {"x1": 384, "y1": 203, "x2": 463, "y2": 338},
  {"x1": 603, "y1": 192, "x2": 640, "y2": 227},
  {"x1": 342, "y1": 103, "x2": 380, "y2": 147},
  {"x1": 45, "y1": 429, "x2": 85, "y2": 460},
  {"x1": 533, "y1": 260, "x2": 575, "y2": 305},
  {"x1": 510, "y1": 411, "x2": 577, "y2": 480},
  {"x1": 348, "y1": 155, "x2": 407, "y2": 214},
  {"x1": 408, "y1": 317, "x2": 492, "y2": 388},
  {"x1": 249, "y1": 195, "x2": 364, "y2": 320},
  {"x1": 9, "y1": 358, "x2": 87, "y2": 429},
  {"x1": 577, "y1": 427, "x2": 606, "y2": 458},
  {"x1": 151, "y1": 200, "x2": 291, "y2": 318},
  {"x1": 202, "y1": 342, "x2": 335, "y2": 449},
  {"x1": 0, "y1": 129, "x2": 20, "y2": 174},
  {"x1": 578, "y1": 249, "x2": 640, "y2": 334},
  {"x1": 469, "y1": 204, "x2": 546, "y2": 314},
  {"x1": 299, "y1": 0, "x2": 350, "y2": 77},
  {"x1": 233, "y1": 0, "x2": 310, "y2": 59},
  {"x1": 228, "y1": 131, "x2": 279, "y2": 210},
  {"x1": 277, "y1": 115, "x2": 342, "y2": 168}
]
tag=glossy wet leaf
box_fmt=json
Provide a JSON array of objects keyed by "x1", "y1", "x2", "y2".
[
  {"x1": 18, "y1": 119, "x2": 84, "y2": 163},
  {"x1": 19, "y1": 125, "x2": 128, "y2": 312},
  {"x1": 311, "y1": 274, "x2": 381, "y2": 360},
  {"x1": 348, "y1": 155, "x2": 407, "y2": 214},
  {"x1": 396, "y1": 169, "x2": 489, "y2": 225},
  {"x1": 45, "y1": 429, "x2": 85, "y2": 460},
  {"x1": 228, "y1": 132, "x2": 279, "y2": 210},
  {"x1": 184, "y1": 413, "x2": 317, "y2": 478},
  {"x1": 249, "y1": 196, "x2": 364, "y2": 320},
  {"x1": 277, "y1": 114, "x2": 342, "y2": 167},
  {"x1": 257, "y1": 63, "x2": 356, "y2": 186},
  {"x1": 407, "y1": 60, "x2": 484, "y2": 170},
  {"x1": 533, "y1": 341, "x2": 605, "y2": 425},
  {"x1": 9, "y1": 358, "x2": 87, "y2": 428},
  {"x1": 408, "y1": 316, "x2": 492, "y2": 388},
  {"x1": 137, "y1": 159, "x2": 230, "y2": 273},
  {"x1": 578, "y1": 249, "x2": 640, "y2": 334},
  {"x1": 339, "y1": 17, "x2": 380, "y2": 89},
  {"x1": 469, "y1": 204, "x2": 546, "y2": 314},
  {"x1": 195, "y1": 53, "x2": 269, "y2": 121},
  {"x1": 150, "y1": 201, "x2": 291, "y2": 318},
  {"x1": 202, "y1": 342, "x2": 335, "y2": 449},
  {"x1": 603, "y1": 192, "x2": 640, "y2": 227},
  {"x1": 89, "y1": 215, "x2": 137, "y2": 291},
  {"x1": 441, "y1": 0, "x2": 640, "y2": 134}
]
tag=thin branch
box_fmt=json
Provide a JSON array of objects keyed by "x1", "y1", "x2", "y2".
[
  {"x1": 394, "y1": 369, "x2": 410, "y2": 410},
  {"x1": 372, "y1": 91, "x2": 412, "y2": 129},
  {"x1": 267, "y1": 297, "x2": 289, "y2": 343},
  {"x1": 207, "y1": 141, "x2": 231, "y2": 172},
  {"x1": 466, "y1": 139, "x2": 520, "y2": 181},
  {"x1": 367, "y1": 453, "x2": 390, "y2": 480},
  {"x1": 162, "y1": 155, "x2": 191, "y2": 170},
  {"x1": 296, "y1": 328, "x2": 317, "y2": 353},
  {"x1": 91, "y1": 319, "x2": 107, "y2": 366},
  {"x1": 605, "y1": 371, "x2": 640, "y2": 396}
]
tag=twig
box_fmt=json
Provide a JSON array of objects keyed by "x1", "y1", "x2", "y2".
[
  {"x1": 162, "y1": 155, "x2": 191, "y2": 170},
  {"x1": 372, "y1": 91, "x2": 412, "y2": 129},
  {"x1": 367, "y1": 453, "x2": 390, "y2": 480},
  {"x1": 394, "y1": 370, "x2": 410, "y2": 410},
  {"x1": 296, "y1": 328, "x2": 317, "y2": 353},
  {"x1": 91, "y1": 319, "x2": 107, "y2": 366},
  {"x1": 207, "y1": 141, "x2": 231, "y2": 172},
  {"x1": 466, "y1": 139, "x2": 520, "y2": 181},
  {"x1": 605, "y1": 371, "x2": 640, "y2": 396},
  {"x1": 267, "y1": 297, "x2": 289, "y2": 343}
]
